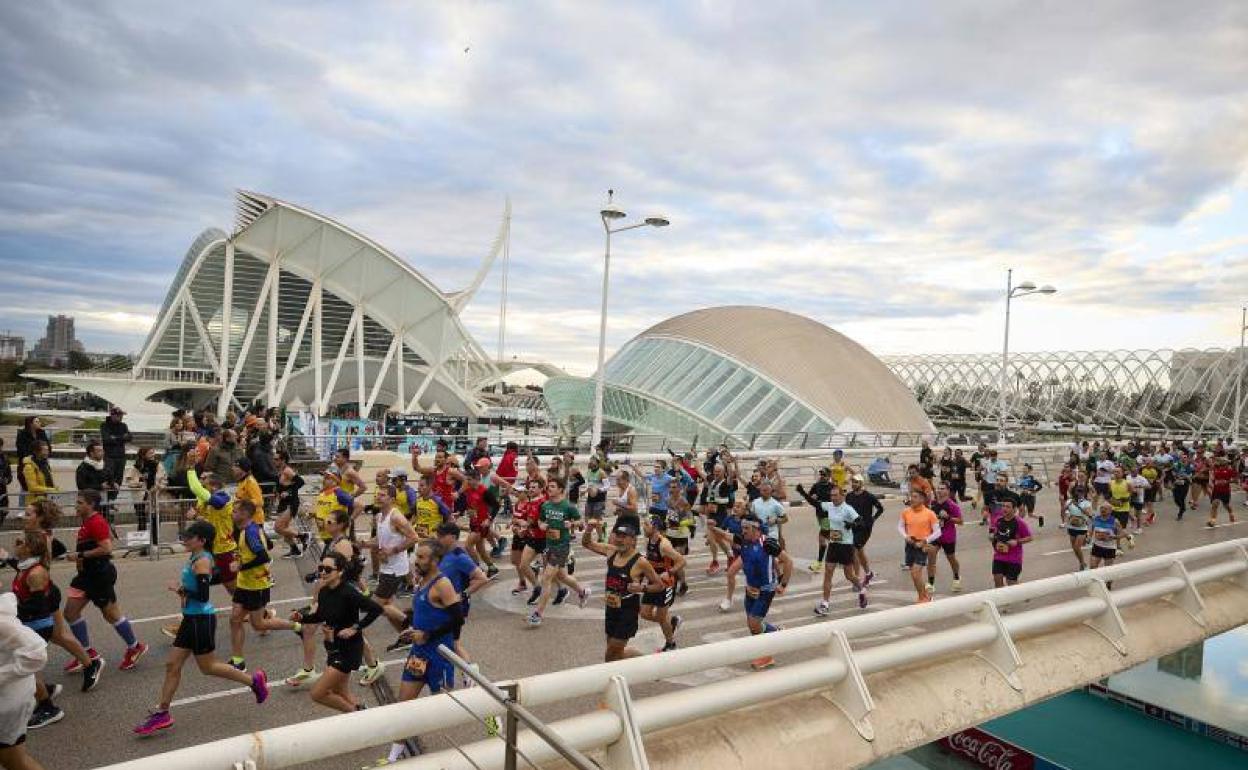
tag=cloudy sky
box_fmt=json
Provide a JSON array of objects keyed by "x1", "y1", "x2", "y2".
[{"x1": 1, "y1": 1, "x2": 1246, "y2": 376}]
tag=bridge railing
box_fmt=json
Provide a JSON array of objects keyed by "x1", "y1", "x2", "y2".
[{"x1": 100, "y1": 537, "x2": 1248, "y2": 770}]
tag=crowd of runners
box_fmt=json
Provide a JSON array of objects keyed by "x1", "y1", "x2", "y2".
[{"x1": 3, "y1": 423, "x2": 1247, "y2": 769}]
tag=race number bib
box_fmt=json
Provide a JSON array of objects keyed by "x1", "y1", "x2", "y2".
[
  {"x1": 404, "y1": 654, "x2": 427, "y2": 677},
  {"x1": 603, "y1": 593, "x2": 622, "y2": 608},
  {"x1": 1067, "y1": 514, "x2": 1086, "y2": 529},
  {"x1": 745, "y1": 586, "x2": 761, "y2": 599},
  {"x1": 828, "y1": 530, "x2": 843, "y2": 543}
]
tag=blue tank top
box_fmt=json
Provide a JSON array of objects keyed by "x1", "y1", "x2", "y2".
[
  {"x1": 182, "y1": 552, "x2": 215, "y2": 615},
  {"x1": 412, "y1": 573, "x2": 452, "y2": 637},
  {"x1": 740, "y1": 540, "x2": 776, "y2": 591}
]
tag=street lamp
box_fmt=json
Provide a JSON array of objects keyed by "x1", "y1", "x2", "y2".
[
  {"x1": 590, "y1": 190, "x2": 670, "y2": 451},
  {"x1": 998, "y1": 268, "x2": 1057, "y2": 444},
  {"x1": 1234, "y1": 307, "x2": 1247, "y2": 445}
]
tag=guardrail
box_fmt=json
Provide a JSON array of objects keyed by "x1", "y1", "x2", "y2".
[{"x1": 99, "y1": 538, "x2": 1248, "y2": 770}]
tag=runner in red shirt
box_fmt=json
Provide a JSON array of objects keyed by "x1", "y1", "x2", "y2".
[
  {"x1": 509, "y1": 479, "x2": 546, "y2": 597},
  {"x1": 1207, "y1": 454, "x2": 1238, "y2": 528}
]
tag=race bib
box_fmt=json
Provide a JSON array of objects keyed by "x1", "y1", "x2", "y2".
[
  {"x1": 745, "y1": 586, "x2": 761, "y2": 598},
  {"x1": 828, "y1": 530, "x2": 843, "y2": 543},
  {"x1": 1068, "y1": 515, "x2": 1086, "y2": 528},
  {"x1": 604, "y1": 593, "x2": 622, "y2": 608},
  {"x1": 546, "y1": 529, "x2": 560, "y2": 541},
  {"x1": 404, "y1": 655, "x2": 427, "y2": 676}
]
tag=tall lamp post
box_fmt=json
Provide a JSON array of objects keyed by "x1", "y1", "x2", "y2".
[
  {"x1": 1234, "y1": 307, "x2": 1247, "y2": 445},
  {"x1": 590, "y1": 190, "x2": 669, "y2": 451},
  {"x1": 998, "y1": 268, "x2": 1057, "y2": 444}
]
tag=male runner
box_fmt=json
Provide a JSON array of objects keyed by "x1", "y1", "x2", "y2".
[
  {"x1": 812, "y1": 484, "x2": 866, "y2": 615},
  {"x1": 433, "y1": 523, "x2": 491, "y2": 664},
  {"x1": 1107, "y1": 466, "x2": 1135, "y2": 548},
  {"x1": 1208, "y1": 453, "x2": 1238, "y2": 528},
  {"x1": 511, "y1": 479, "x2": 545, "y2": 600},
  {"x1": 366, "y1": 486, "x2": 419, "y2": 639},
  {"x1": 749, "y1": 481, "x2": 787, "y2": 543},
  {"x1": 795, "y1": 470, "x2": 833, "y2": 572},
  {"x1": 702, "y1": 464, "x2": 735, "y2": 575},
  {"x1": 1089, "y1": 502, "x2": 1123, "y2": 576},
  {"x1": 528, "y1": 480, "x2": 591, "y2": 627},
  {"x1": 332, "y1": 447, "x2": 368, "y2": 498},
  {"x1": 727, "y1": 515, "x2": 793, "y2": 670},
  {"x1": 1062, "y1": 487, "x2": 1093, "y2": 571},
  {"x1": 989, "y1": 498, "x2": 1033, "y2": 587},
  {"x1": 845, "y1": 474, "x2": 884, "y2": 585},
  {"x1": 640, "y1": 516, "x2": 686, "y2": 651},
  {"x1": 227, "y1": 499, "x2": 297, "y2": 672},
  {"x1": 580, "y1": 519, "x2": 665, "y2": 661}
]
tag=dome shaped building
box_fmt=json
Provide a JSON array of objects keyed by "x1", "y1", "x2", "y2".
[{"x1": 544, "y1": 306, "x2": 933, "y2": 448}]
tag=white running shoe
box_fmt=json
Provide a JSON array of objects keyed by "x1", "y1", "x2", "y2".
[
  {"x1": 813, "y1": 600, "x2": 830, "y2": 617},
  {"x1": 718, "y1": 599, "x2": 732, "y2": 613},
  {"x1": 577, "y1": 586, "x2": 591, "y2": 609}
]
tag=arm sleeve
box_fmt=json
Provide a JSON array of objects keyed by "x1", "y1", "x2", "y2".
[
  {"x1": 238, "y1": 526, "x2": 272, "y2": 572},
  {"x1": 897, "y1": 517, "x2": 908, "y2": 539},
  {"x1": 926, "y1": 516, "x2": 943, "y2": 543},
  {"x1": 428, "y1": 593, "x2": 464, "y2": 639},
  {"x1": 795, "y1": 485, "x2": 819, "y2": 508},
  {"x1": 871, "y1": 494, "x2": 885, "y2": 520},
  {"x1": 186, "y1": 469, "x2": 211, "y2": 504},
  {"x1": 191, "y1": 572, "x2": 212, "y2": 604}
]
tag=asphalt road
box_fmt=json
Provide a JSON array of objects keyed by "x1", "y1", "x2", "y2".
[{"x1": 13, "y1": 485, "x2": 1248, "y2": 770}]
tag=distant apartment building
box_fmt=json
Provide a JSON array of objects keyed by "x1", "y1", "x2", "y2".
[
  {"x1": 29, "y1": 314, "x2": 85, "y2": 367},
  {"x1": 0, "y1": 333, "x2": 24, "y2": 362}
]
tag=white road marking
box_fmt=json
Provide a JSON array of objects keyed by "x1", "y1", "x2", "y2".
[
  {"x1": 168, "y1": 653, "x2": 411, "y2": 708},
  {"x1": 131, "y1": 596, "x2": 310, "y2": 625}
]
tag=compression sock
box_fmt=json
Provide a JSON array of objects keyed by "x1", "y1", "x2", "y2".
[
  {"x1": 70, "y1": 618, "x2": 91, "y2": 648},
  {"x1": 952, "y1": 570, "x2": 960, "y2": 580},
  {"x1": 113, "y1": 617, "x2": 138, "y2": 647}
]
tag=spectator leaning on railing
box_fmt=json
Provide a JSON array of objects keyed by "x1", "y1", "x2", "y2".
[{"x1": 100, "y1": 406, "x2": 132, "y2": 508}]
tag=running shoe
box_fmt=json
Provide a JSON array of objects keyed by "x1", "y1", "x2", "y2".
[
  {"x1": 229, "y1": 657, "x2": 247, "y2": 672},
  {"x1": 926, "y1": 582, "x2": 935, "y2": 595},
  {"x1": 133, "y1": 709, "x2": 173, "y2": 736},
  {"x1": 808, "y1": 562, "x2": 823, "y2": 573},
  {"x1": 749, "y1": 656, "x2": 775, "y2": 671},
  {"x1": 857, "y1": 592, "x2": 868, "y2": 609},
  {"x1": 526, "y1": 585, "x2": 543, "y2": 606},
  {"x1": 65, "y1": 648, "x2": 100, "y2": 674},
  {"x1": 120, "y1": 642, "x2": 149, "y2": 671},
  {"x1": 359, "y1": 662, "x2": 384, "y2": 686},
  {"x1": 706, "y1": 561, "x2": 722, "y2": 575},
  {"x1": 1205, "y1": 520, "x2": 1216, "y2": 528},
  {"x1": 27, "y1": 703, "x2": 64, "y2": 730},
  {"x1": 916, "y1": 594, "x2": 933, "y2": 604},
  {"x1": 676, "y1": 581, "x2": 689, "y2": 597},
  {"x1": 82, "y1": 656, "x2": 105, "y2": 692},
  {"x1": 1127, "y1": 535, "x2": 1137, "y2": 548},
  {"x1": 491, "y1": 537, "x2": 509, "y2": 557},
  {"x1": 1038, "y1": 516, "x2": 1045, "y2": 527},
  {"x1": 952, "y1": 579, "x2": 962, "y2": 593},
  {"x1": 160, "y1": 621, "x2": 181, "y2": 639},
  {"x1": 251, "y1": 669, "x2": 270, "y2": 704},
  {"x1": 526, "y1": 611, "x2": 542, "y2": 627},
  {"x1": 282, "y1": 548, "x2": 302, "y2": 560},
  {"x1": 285, "y1": 668, "x2": 319, "y2": 687},
  {"x1": 670, "y1": 614, "x2": 682, "y2": 637},
  {"x1": 510, "y1": 583, "x2": 528, "y2": 596},
  {"x1": 553, "y1": 587, "x2": 569, "y2": 605},
  {"x1": 862, "y1": 571, "x2": 874, "y2": 587},
  {"x1": 385, "y1": 635, "x2": 410, "y2": 653},
  {"x1": 485, "y1": 564, "x2": 500, "y2": 579},
  {"x1": 577, "y1": 586, "x2": 591, "y2": 608},
  {"x1": 813, "y1": 600, "x2": 830, "y2": 617},
  {"x1": 718, "y1": 599, "x2": 732, "y2": 613}
]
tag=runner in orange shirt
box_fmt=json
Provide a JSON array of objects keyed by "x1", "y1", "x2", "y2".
[{"x1": 897, "y1": 489, "x2": 942, "y2": 603}]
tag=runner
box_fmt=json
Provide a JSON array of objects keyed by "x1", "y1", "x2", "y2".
[
  {"x1": 1089, "y1": 502, "x2": 1123, "y2": 579},
  {"x1": 579, "y1": 519, "x2": 665, "y2": 661},
  {"x1": 1107, "y1": 467, "x2": 1135, "y2": 548},
  {"x1": 332, "y1": 448, "x2": 368, "y2": 499},
  {"x1": 227, "y1": 499, "x2": 298, "y2": 672},
  {"x1": 928, "y1": 483, "x2": 964, "y2": 594},
  {"x1": 1017, "y1": 464, "x2": 1044, "y2": 527},
  {"x1": 379, "y1": 540, "x2": 464, "y2": 766},
  {"x1": 749, "y1": 481, "x2": 787, "y2": 544},
  {"x1": 1127, "y1": 464, "x2": 1150, "y2": 535},
  {"x1": 988, "y1": 498, "x2": 1033, "y2": 587},
  {"x1": 795, "y1": 469, "x2": 833, "y2": 572},
  {"x1": 1191, "y1": 449, "x2": 1210, "y2": 511},
  {"x1": 0, "y1": 588, "x2": 52, "y2": 769},
  {"x1": 582, "y1": 456, "x2": 609, "y2": 542},
  {"x1": 411, "y1": 474, "x2": 451, "y2": 540},
  {"x1": 433, "y1": 523, "x2": 491, "y2": 664},
  {"x1": 132, "y1": 520, "x2": 269, "y2": 736},
  {"x1": 274, "y1": 463, "x2": 306, "y2": 558},
  {"x1": 362, "y1": 486, "x2": 419, "y2": 646},
  {"x1": 1139, "y1": 456, "x2": 1160, "y2": 526},
  {"x1": 898, "y1": 489, "x2": 941, "y2": 603},
  {"x1": 1171, "y1": 451, "x2": 1193, "y2": 520},
  {"x1": 663, "y1": 495, "x2": 695, "y2": 596},
  {"x1": 812, "y1": 484, "x2": 866, "y2": 616},
  {"x1": 828, "y1": 450, "x2": 851, "y2": 492},
  {"x1": 1207, "y1": 453, "x2": 1238, "y2": 528},
  {"x1": 727, "y1": 515, "x2": 793, "y2": 671},
  {"x1": 528, "y1": 480, "x2": 591, "y2": 627},
  {"x1": 457, "y1": 469, "x2": 507, "y2": 578},
  {"x1": 702, "y1": 464, "x2": 735, "y2": 575},
  {"x1": 1062, "y1": 486, "x2": 1093, "y2": 571},
  {"x1": 845, "y1": 474, "x2": 884, "y2": 586},
  {"x1": 640, "y1": 516, "x2": 686, "y2": 651},
  {"x1": 717, "y1": 499, "x2": 747, "y2": 612},
  {"x1": 233, "y1": 458, "x2": 265, "y2": 524},
  {"x1": 8, "y1": 534, "x2": 69, "y2": 731},
  {"x1": 313, "y1": 469, "x2": 361, "y2": 551},
  {"x1": 63, "y1": 490, "x2": 149, "y2": 672},
  {"x1": 510, "y1": 479, "x2": 545, "y2": 600},
  {"x1": 1093, "y1": 451, "x2": 1116, "y2": 505},
  {"x1": 289, "y1": 550, "x2": 384, "y2": 714}
]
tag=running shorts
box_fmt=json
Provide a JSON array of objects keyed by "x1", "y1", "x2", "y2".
[
  {"x1": 232, "y1": 587, "x2": 270, "y2": 612},
  {"x1": 211, "y1": 553, "x2": 237, "y2": 585},
  {"x1": 642, "y1": 585, "x2": 676, "y2": 608},
  {"x1": 1144, "y1": 488, "x2": 1156, "y2": 503},
  {"x1": 605, "y1": 605, "x2": 640, "y2": 641},
  {"x1": 667, "y1": 536, "x2": 689, "y2": 555},
  {"x1": 374, "y1": 573, "x2": 404, "y2": 600},
  {"x1": 711, "y1": 509, "x2": 729, "y2": 530},
  {"x1": 510, "y1": 536, "x2": 527, "y2": 553},
  {"x1": 1020, "y1": 493, "x2": 1036, "y2": 512},
  {"x1": 524, "y1": 535, "x2": 547, "y2": 554},
  {"x1": 1130, "y1": 500, "x2": 1144, "y2": 511},
  {"x1": 1094, "y1": 482, "x2": 1110, "y2": 498},
  {"x1": 743, "y1": 587, "x2": 775, "y2": 619},
  {"x1": 1212, "y1": 490, "x2": 1232, "y2": 506},
  {"x1": 470, "y1": 520, "x2": 492, "y2": 538},
  {"x1": 856, "y1": 526, "x2": 874, "y2": 548},
  {"x1": 903, "y1": 542, "x2": 929, "y2": 568},
  {"x1": 825, "y1": 543, "x2": 856, "y2": 565},
  {"x1": 1067, "y1": 527, "x2": 1088, "y2": 539},
  {"x1": 585, "y1": 499, "x2": 606, "y2": 518},
  {"x1": 325, "y1": 635, "x2": 365, "y2": 674},
  {"x1": 991, "y1": 560, "x2": 1022, "y2": 581},
  {"x1": 939, "y1": 541, "x2": 957, "y2": 556},
  {"x1": 1090, "y1": 545, "x2": 1117, "y2": 560},
  {"x1": 1113, "y1": 511, "x2": 1130, "y2": 528},
  {"x1": 174, "y1": 613, "x2": 217, "y2": 655},
  {"x1": 545, "y1": 543, "x2": 571, "y2": 568},
  {"x1": 69, "y1": 564, "x2": 117, "y2": 609},
  {"x1": 401, "y1": 641, "x2": 455, "y2": 692}
]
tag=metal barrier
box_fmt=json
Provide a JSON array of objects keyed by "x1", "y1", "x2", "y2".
[{"x1": 97, "y1": 538, "x2": 1248, "y2": 770}]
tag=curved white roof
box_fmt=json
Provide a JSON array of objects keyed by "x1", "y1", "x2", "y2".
[{"x1": 638, "y1": 306, "x2": 933, "y2": 433}]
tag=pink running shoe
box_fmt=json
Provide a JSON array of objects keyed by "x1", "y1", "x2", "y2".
[
  {"x1": 251, "y1": 669, "x2": 270, "y2": 704},
  {"x1": 133, "y1": 710, "x2": 173, "y2": 736}
]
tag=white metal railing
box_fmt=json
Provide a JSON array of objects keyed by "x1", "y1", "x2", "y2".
[{"x1": 99, "y1": 538, "x2": 1248, "y2": 770}]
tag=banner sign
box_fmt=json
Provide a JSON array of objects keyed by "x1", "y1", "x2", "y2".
[{"x1": 938, "y1": 726, "x2": 1069, "y2": 770}]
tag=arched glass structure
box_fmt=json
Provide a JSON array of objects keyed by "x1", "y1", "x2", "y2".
[{"x1": 545, "y1": 306, "x2": 933, "y2": 446}]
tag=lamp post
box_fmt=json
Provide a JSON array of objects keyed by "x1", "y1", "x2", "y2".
[
  {"x1": 998, "y1": 268, "x2": 1057, "y2": 444},
  {"x1": 1235, "y1": 307, "x2": 1247, "y2": 445},
  {"x1": 590, "y1": 190, "x2": 669, "y2": 451}
]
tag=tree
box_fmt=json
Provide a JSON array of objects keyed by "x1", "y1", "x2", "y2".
[{"x1": 66, "y1": 351, "x2": 93, "y2": 371}]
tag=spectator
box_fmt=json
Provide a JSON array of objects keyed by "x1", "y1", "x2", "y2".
[
  {"x1": 0, "y1": 437, "x2": 10, "y2": 527},
  {"x1": 15, "y1": 416, "x2": 50, "y2": 506},
  {"x1": 21, "y1": 442, "x2": 56, "y2": 505},
  {"x1": 204, "y1": 429, "x2": 243, "y2": 479},
  {"x1": 129, "y1": 446, "x2": 160, "y2": 531},
  {"x1": 76, "y1": 441, "x2": 113, "y2": 522},
  {"x1": 100, "y1": 407, "x2": 132, "y2": 509},
  {"x1": 247, "y1": 430, "x2": 280, "y2": 498},
  {"x1": 867, "y1": 456, "x2": 894, "y2": 486}
]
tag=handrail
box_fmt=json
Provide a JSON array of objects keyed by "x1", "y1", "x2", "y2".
[{"x1": 96, "y1": 538, "x2": 1248, "y2": 770}]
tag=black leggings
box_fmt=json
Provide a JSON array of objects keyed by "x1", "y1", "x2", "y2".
[{"x1": 1173, "y1": 484, "x2": 1188, "y2": 516}]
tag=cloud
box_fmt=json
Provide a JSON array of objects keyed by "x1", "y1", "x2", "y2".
[{"x1": 0, "y1": 1, "x2": 1247, "y2": 371}]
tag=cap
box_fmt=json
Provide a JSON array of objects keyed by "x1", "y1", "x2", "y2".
[
  {"x1": 851, "y1": 473, "x2": 865, "y2": 482},
  {"x1": 613, "y1": 521, "x2": 639, "y2": 537},
  {"x1": 474, "y1": 457, "x2": 492, "y2": 470},
  {"x1": 109, "y1": 406, "x2": 125, "y2": 415},
  {"x1": 391, "y1": 467, "x2": 409, "y2": 478},
  {"x1": 818, "y1": 468, "x2": 830, "y2": 475},
  {"x1": 323, "y1": 467, "x2": 342, "y2": 479}
]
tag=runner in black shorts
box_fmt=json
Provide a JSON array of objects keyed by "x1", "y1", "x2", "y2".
[
  {"x1": 133, "y1": 521, "x2": 269, "y2": 736},
  {"x1": 580, "y1": 519, "x2": 664, "y2": 661},
  {"x1": 641, "y1": 516, "x2": 686, "y2": 651}
]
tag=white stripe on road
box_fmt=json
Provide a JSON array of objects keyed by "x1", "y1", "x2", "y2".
[
  {"x1": 131, "y1": 596, "x2": 310, "y2": 625},
  {"x1": 168, "y1": 653, "x2": 411, "y2": 708}
]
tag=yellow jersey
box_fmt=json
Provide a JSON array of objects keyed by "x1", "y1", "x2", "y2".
[{"x1": 234, "y1": 521, "x2": 272, "y2": 591}]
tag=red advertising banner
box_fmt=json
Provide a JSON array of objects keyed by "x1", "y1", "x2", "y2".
[{"x1": 938, "y1": 727, "x2": 1036, "y2": 770}]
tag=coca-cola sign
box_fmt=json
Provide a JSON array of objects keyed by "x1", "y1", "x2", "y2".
[{"x1": 939, "y1": 727, "x2": 1035, "y2": 770}]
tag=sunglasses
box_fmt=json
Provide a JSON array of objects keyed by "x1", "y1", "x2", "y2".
[{"x1": 317, "y1": 565, "x2": 338, "y2": 574}]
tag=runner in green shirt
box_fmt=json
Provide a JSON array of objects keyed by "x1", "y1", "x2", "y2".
[{"x1": 527, "y1": 480, "x2": 590, "y2": 627}]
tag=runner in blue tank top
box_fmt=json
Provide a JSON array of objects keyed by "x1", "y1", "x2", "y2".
[
  {"x1": 382, "y1": 541, "x2": 464, "y2": 765},
  {"x1": 726, "y1": 515, "x2": 793, "y2": 671}
]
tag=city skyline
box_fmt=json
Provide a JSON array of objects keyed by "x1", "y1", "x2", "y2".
[{"x1": 1, "y1": 2, "x2": 1246, "y2": 376}]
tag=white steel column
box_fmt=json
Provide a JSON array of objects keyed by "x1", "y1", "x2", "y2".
[
  {"x1": 273, "y1": 281, "x2": 318, "y2": 406},
  {"x1": 322, "y1": 308, "x2": 360, "y2": 413},
  {"x1": 221, "y1": 263, "x2": 279, "y2": 411},
  {"x1": 312, "y1": 282, "x2": 323, "y2": 415},
  {"x1": 266, "y1": 256, "x2": 280, "y2": 405},
  {"x1": 355, "y1": 304, "x2": 366, "y2": 415},
  {"x1": 177, "y1": 303, "x2": 186, "y2": 368},
  {"x1": 363, "y1": 336, "x2": 400, "y2": 416},
  {"x1": 217, "y1": 240, "x2": 235, "y2": 418},
  {"x1": 396, "y1": 331, "x2": 406, "y2": 413}
]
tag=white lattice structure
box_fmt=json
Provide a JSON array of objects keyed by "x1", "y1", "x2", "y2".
[
  {"x1": 27, "y1": 192, "x2": 559, "y2": 426},
  {"x1": 883, "y1": 349, "x2": 1247, "y2": 434}
]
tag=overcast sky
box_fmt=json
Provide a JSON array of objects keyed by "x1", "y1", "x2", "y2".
[{"x1": 1, "y1": 1, "x2": 1246, "y2": 376}]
